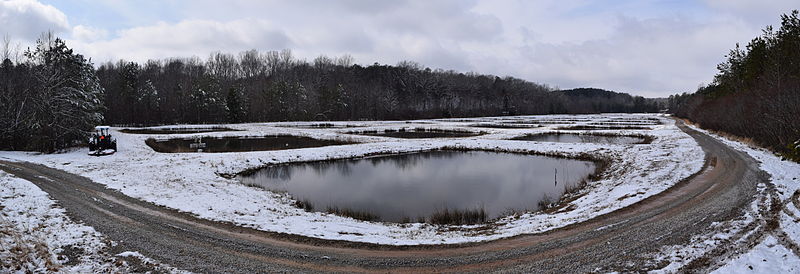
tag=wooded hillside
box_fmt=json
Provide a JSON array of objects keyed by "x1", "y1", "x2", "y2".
[{"x1": 670, "y1": 10, "x2": 800, "y2": 160}]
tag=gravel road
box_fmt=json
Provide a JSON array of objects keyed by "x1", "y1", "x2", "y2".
[{"x1": 0, "y1": 120, "x2": 769, "y2": 273}]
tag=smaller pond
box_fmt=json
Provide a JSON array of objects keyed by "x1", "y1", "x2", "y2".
[
  {"x1": 471, "y1": 123, "x2": 540, "y2": 129},
  {"x1": 121, "y1": 127, "x2": 236, "y2": 134},
  {"x1": 513, "y1": 133, "x2": 647, "y2": 144},
  {"x1": 239, "y1": 151, "x2": 597, "y2": 224},
  {"x1": 352, "y1": 129, "x2": 482, "y2": 139},
  {"x1": 276, "y1": 123, "x2": 364, "y2": 129},
  {"x1": 557, "y1": 125, "x2": 651, "y2": 130},
  {"x1": 145, "y1": 135, "x2": 353, "y2": 153}
]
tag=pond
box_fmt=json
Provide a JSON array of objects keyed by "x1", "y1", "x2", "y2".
[
  {"x1": 471, "y1": 123, "x2": 540, "y2": 129},
  {"x1": 145, "y1": 135, "x2": 353, "y2": 153},
  {"x1": 121, "y1": 127, "x2": 237, "y2": 134},
  {"x1": 276, "y1": 123, "x2": 364, "y2": 129},
  {"x1": 352, "y1": 129, "x2": 482, "y2": 139},
  {"x1": 557, "y1": 125, "x2": 651, "y2": 130},
  {"x1": 513, "y1": 133, "x2": 647, "y2": 144},
  {"x1": 238, "y1": 151, "x2": 597, "y2": 224}
]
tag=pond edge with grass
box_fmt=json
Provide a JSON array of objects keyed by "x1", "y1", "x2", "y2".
[{"x1": 233, "y1": 147, "x2": 610, "y2": 226}]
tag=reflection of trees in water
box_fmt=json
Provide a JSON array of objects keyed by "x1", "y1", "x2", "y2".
[
  {"x1": 554, "y1": 161, "x2": 595, "y2": 188},
  {"x1": 308, "y1": 160, "x2": 353, "y2": 177},
  {"x1": 367, "y1": 151, "x2": 458, "y2": 170},
  {"x1": 256, "y1": 151, "x2": 464, "y2": 181},
  {"x1": 256, "y1": 165, "x2": 294, "y2": 181}
]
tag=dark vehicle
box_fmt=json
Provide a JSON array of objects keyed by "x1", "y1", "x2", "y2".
[{"x1": 89, "y1": 126, "x2": 117, "y2": 155}]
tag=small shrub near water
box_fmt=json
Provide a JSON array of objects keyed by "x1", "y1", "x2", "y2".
[
  {"x1": 293, "y1": 199, "x2": 314, "y2": 212},
  {"x1": 428, "y1": 207, "x2": 487, "y2": 225},
  {"x1": 785, "y1": 140, "x2": 800, "y2": 162},
  {"x1": 326, "y1": 206, "x2": 379, "y2": 222},
  {"x1": 537, "y1": 194, "x2": 555, "y2": 209}
]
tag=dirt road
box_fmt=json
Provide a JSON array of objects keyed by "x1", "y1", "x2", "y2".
[{"x1": 0, "y1": 121, "x2": 770, "y2": 273}]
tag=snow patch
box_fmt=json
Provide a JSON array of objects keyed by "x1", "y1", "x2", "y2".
[{"x1": 0, "y1": 114, "x2": 704, "y2": 245}]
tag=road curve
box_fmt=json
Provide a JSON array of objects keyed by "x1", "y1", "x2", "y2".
[{"x1": 0, "y1": 120, "x2": 769, "y2": 273}]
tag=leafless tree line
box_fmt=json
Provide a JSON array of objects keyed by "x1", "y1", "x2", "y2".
[{"x1": 96, "y1": 49, "x2": 659, "y2": 126}]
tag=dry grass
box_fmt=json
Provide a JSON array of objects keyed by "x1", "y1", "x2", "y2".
[
  {"x1": 325, "y1": 207, "x2": 379, "y2": 222},
  {"x1": 293, "y1": 199, "x2": 314, "y2": 212},
  {"x1": 0, "y1": 217, "x2": 61, "y2": 272},
  {"x1": 427, "y1": 207, "x2": 487, "y2": 225}
]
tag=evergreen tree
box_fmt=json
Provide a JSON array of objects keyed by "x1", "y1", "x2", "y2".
[
  {"x1": 226, "y1": 86, "x2": 246, "y2": 123},
  {"x1": 23, "y1": 34, "x2": 104, "y2": 152}
]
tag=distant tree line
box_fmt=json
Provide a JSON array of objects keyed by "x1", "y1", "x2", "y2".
[
  {"x1": 554, "y1": 88, "x2": 660, "y2": 113},
  {"x1": 1, "y1": 33, "x2": 661, "y2": 153},
  {"x1": 670, "y1": 10, "x2": 800, "y2": 161},
  {"x1": 95, "y1": 51, "x2": 659, "y2": 126}
]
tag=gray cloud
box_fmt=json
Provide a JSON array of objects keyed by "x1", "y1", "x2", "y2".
[{"x1": 2, "y1": 0, "x2": 796, "y2": 97}]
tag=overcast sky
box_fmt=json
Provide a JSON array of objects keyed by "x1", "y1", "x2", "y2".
[{"x1": 1, "y1": 0, "x2": 796, "y2": 97}]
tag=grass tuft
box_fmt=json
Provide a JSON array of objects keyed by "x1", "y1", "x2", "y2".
[
  {"x1": 427, "y1": 207, "x2": 487, "y2": 225},
  {"x1": 326, "y1": 207, "x2": 379, "y2": 222}
]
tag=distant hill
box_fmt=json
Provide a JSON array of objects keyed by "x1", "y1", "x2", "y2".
[{"x1": 554, "y1": 88, "x2": 661, "y2": 114}]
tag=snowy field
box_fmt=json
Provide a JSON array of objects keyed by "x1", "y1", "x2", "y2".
[
  {"x1": 0, "y1": 113, "x2": 705, "y2": 245},
  {"x1": 0, "y1": 170, "x2": 183, "y2": 273}
]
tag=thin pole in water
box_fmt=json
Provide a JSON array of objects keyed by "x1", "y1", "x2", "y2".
[{"x1": 554, "y1": 168, "x2": 558, "y2": 186}]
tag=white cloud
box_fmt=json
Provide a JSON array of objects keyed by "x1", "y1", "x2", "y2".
[
  {"x1": 0, "y1": 0, "x2": 69, "y2": 42},
  {"x1": 704, "y1": 0, "x2": 797, "y2": 25},
  {"x1": 71, "y1": 25, "x2": 107, "y2": 42},
  {"x1": 70, "y1": 19, "x2": 292, "y2": 62}
]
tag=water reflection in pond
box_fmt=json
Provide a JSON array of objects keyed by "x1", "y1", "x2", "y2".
[
  {"x1": 239, "y1": 151, "x2": 596, "y2": 223},
  {"x1": 513, "y1": 133, "x2": 646, "y2": 144}
]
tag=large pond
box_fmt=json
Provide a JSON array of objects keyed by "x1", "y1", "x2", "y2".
[
  {"x1": 514, "y1": 133, "x2": 646, "y2": 144},
  {"x1": 239, "y1": 151, "x2": 596, "y2": 223}
]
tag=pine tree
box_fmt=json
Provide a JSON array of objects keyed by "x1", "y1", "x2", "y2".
[
  {"x1": 23, "y1": 33, "x2": 104, "y2": 152},
  {"x1": 226, "y1": 86, "x2": 246, "y2": 123}
]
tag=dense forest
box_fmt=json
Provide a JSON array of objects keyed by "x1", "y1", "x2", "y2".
[
  {"x1": 1, "y1": 33, "x2": 660, "y2": 152},
  {"x1": 94, "y1": 51, "x2": 660, "y2": 126},
  {"x1": 555, "y1": 88, "x2": 661, "y2": 114},
  {"x1": 0, "y1": 34, "x2": 104, "y2": 152},
  {"x1": 670, "y1": 10, "x2": 800, "y2": 161}
]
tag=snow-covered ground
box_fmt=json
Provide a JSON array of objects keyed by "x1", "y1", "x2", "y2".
[
  {"x1": 700, "y1": 125, "x2": 800, "y2": 273},
  {"x1": 652, "y1": 123, "x2": 800, "y2": 273},
  {"x1": 0, "y1": 113, "x2": 705, "y2": 245},
  {"x1": 0, "y1": 170, "x2": 184, "y2": 273}
]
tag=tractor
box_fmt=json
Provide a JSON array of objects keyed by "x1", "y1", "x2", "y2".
[{"x1": 88, "y1": 126, "x2": 117, "y2": 155}]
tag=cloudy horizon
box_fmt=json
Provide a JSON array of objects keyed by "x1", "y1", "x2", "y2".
[{"x1": 1, "y1": 0, "x2": 796, "y2": 97}]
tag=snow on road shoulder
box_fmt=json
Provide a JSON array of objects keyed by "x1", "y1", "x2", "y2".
[
  {"x1": 0, "y1": 114, "x2": 704, "y2": 245},
  {"x1": 654, "y1": 123, "x2": 800, "y2": 272},
  {"x1": 0, "y1": 170, "x2": 184, "y2": 273},
  {"x1": 712, "y1": 236, "x2": 800, "y2": 273}
]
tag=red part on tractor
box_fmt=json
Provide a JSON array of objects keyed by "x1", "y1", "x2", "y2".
[{"x1": 88, "y1": 126, "x2": 117, "y2": 156}]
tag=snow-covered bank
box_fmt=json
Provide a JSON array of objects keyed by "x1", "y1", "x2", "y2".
[
  {"x1": 652, "y1": 124, "x2": 800, "y2": 272},
  {"x1": 0, "y1": 114, "x2": 704, "y2": 245},
  {"x1": 0, "y1": 170, "x2": 184, "y2": 273},
  {"x1": 697, "y1": 125, "x2": 800, "y2": 272}
]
